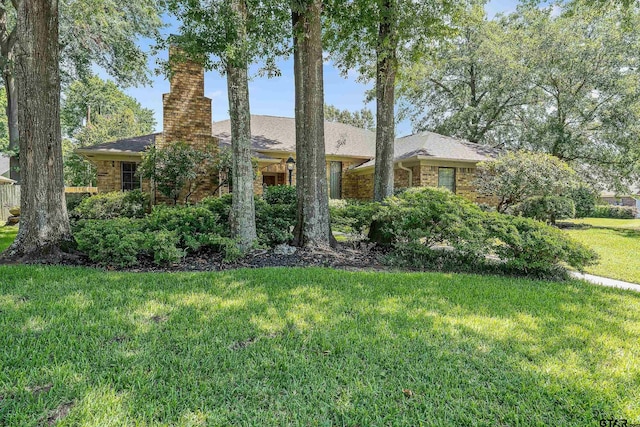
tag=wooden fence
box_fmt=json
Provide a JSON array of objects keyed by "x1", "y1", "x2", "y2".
[{"x1": 0, "y1": 185, "x2": 20, "y2": 222}]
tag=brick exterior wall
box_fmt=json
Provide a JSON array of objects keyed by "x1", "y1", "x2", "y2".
[
  {"x1": 345, "y1": 163, "x2": 495, "y2": 204},
  {"x1": 96, "y1": 160, "x2": 121, "y2": 192}
]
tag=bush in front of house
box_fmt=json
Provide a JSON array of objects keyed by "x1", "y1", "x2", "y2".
[
  {"x1": 592, "y1": 204, "x2": 637, "y2": 219},
  {"x1": 262, "y1": 185, "x2": 297, "y2": 205},
  {"x1": 145, "y1": 204, "x2": 225, "y2": 251},
  {"x1": 73, "y1": 204, "x2": 243, "y2": 267},
  {"x1": 485, "y1": 213, "x2": 598, "y2": 274},
  {"x1": 516, "y1": 196, "x2": 576, "y2": 224},
  {"x1": 200, "y1": 194, "x2": 233, "y2": 224},
  {"x1": 329, "y1": 199, "x2": 380, "y2": 235},
  {"x1": 376, "y1": 187, "x2": 597, "y2": 276},
  {"x1": 375, "y1": 187, "x2": 489, "y2": 258},
  {"x1": 74, "y1": 218, "x2": 183, "y2": 267},
  {"x1": 72, "y1": 190, "x2": 149, "y2": 220}
]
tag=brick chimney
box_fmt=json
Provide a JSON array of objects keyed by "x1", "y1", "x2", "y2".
[
  {"x1": 157, "y1": 47, "x2": 218, "y2": 202},
  {"x1": 160, "y1": 47, "x2": 214, "y2": 149}
]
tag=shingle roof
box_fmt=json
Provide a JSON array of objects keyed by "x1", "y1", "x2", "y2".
[
  {"x1": 355, "y1": 131, "x2": 500, "y2": 169},
  {"x1": 0, "y1": 154, "x2": 9, "y2": 176},
  {"x1": 212, "y1": 115, "x2": 376, "y2": 158},
  {"x1": 76, "y1": 133, "x2": 160, "y2": 155}
]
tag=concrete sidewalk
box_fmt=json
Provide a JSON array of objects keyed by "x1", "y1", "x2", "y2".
[{"x1": 571, "y1": 272, "x2": 640, "y2": 292}]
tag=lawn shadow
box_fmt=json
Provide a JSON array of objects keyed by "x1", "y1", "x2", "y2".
[{"x1": 1, "y1": 266, "x2": 639, "y2": 425}]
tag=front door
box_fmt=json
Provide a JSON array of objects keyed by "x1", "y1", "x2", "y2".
[{"x1": 263, "y1": 175, "x2": 277, "y2": 187}]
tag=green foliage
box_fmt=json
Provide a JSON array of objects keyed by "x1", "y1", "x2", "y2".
[
  {"x1": 329, "y1": 199, "x2": 379, "y2": 235},
  {"x1": 61, "y1": 76, "x2": 156, "y2": 137},
  {"x1": 74, "y1": 218, "x2": 148, "y2": 267},
  {"x1": 263, "y1": 185, "x2": 297, "y2": 205},
  {"x1": 72, "y1": 190, "x2": 149, "y2": 220},
  {"x1": 138, "y1": 143, "x2": 214, "y2": 204},
  {"x1": 476, "y1": 151, "x2": 581, "y2": 212},
  {"x1": 255, "y1": 197, "x2": 296, "y2": 246},
  {"x1": 376, "y1": 187, "x2": 596, "y2": 275},
  {"x1": 567, "y1": 185, "x2": 598, "y2": 218},
  {"x1": 61, "y1": 76, "x2": 156, "y2": 186},
  {"x1": 376, "y1": 188, "x2": 489, "y2": 257},
  {"x1": 397, "y1": 1, "x2": 530, "y2": 146},
  {"x1": 592, "y1": 205, "x2": 637, "y2": 219},
  {"x1": 516, "y1": 196, "x2": 576, "y2": 224},
  {"x1": 398, "y1": 2, "x2": 640, "y2": 186},
  {"x1": 200, "y1": 194, "x2": 233, "y2": 224},
  {"x1": 145, "y1": 205, "x2": 225, "y2": 252},
  {"x1": 485, "y1": 213, "x2": 598, "y2": 273},
  {"x1": 65, "y1": 193, "x2": 92, "y2": 213},
  {"x1": 324, "y1": 104, "x2": 375, "y2": 130}
]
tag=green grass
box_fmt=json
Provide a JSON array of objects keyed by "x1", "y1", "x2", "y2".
[
  {"x1": 1, "y1": 266, "x2": 639, "y2": 426},
  {"x1": 565, "y1": 227, "x2": 640, "y2": 284},
  {"x1": 562, "y1": 217, "x2": 640, "y2": 230},
  {"x1": 0, "y1": 224, "x2": 18, "y2": 252}
]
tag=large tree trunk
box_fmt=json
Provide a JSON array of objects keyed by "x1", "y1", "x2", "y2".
[
  {"x1": 373, "y1": 0, "x2": 397, "y2": 202},
  {"x1": 227, "y1": 0, "x2": 257, "y2": 252},
  {"x1": 291, "y1": 0, "x2": 334, "y2": 248},
  {"x1": 4, "y1": 0, "x2": 73, "y2": 260}
]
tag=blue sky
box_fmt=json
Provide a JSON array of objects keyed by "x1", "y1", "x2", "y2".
[{"x1": 114, "y1": 0, "x2": 518, "y2": 137}]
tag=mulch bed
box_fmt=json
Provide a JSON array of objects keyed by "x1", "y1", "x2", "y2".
[{"x1": 126, "y1": 243, "x2": 390, "y2": 273}]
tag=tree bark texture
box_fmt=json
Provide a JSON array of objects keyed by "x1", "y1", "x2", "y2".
[
  {"x1": 292, "y1": 0, "x2": 334, "y2": 247},
  {"x1": 373, "y1": 0, "x2": 397, "y2": 202},
  {"x1": 5, "y1": 0, "x2": 72, "y2": 259},
  {"x1": 227, "y1": 0, "x2": 257, "y2": 251}
]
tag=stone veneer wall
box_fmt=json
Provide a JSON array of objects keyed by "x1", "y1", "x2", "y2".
[{"x1": 345, "y1": 164, "x2": 495, "y2": 204}]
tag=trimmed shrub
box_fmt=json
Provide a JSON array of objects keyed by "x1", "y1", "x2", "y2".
[
  {"x1": 592, "y1": 204, "x2": 637, "y2": 219},
  {"x1": 329, "y1": 199, "x2": 379, "y2": 235},
  {"x1": 375, "y1": 187, "x2": 489, "y2": 257},
  {"x1": 263, "y1": 185, "x2": 296, "y2": 205},
  {"x1": 145, "y1": 205, "x2": 225, "y2": 251},
  {"x1": 72, "y1": 190, "x2": 149, "y2": 220},
  {"x1": 255, "y1": 198, "x2": 296, "y2": 246},
  {"x1": 567, "y1": 186, "x2": 597, "y2": 218},
  {"x1": 374, "y1": 187, "x2": 597, "y2": 276},
  {"x1": 485, "y1": 213, "x2": 598, "y2": 272},
  {"x1": 516, "y1": 196, "x2": 575, "y2": 224},
  {"x1": 74, "y1": 218, "x2": 148, "y2": 267}
]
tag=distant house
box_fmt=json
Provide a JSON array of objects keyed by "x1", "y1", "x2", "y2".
[
  {"x1": 600, "y1": 187, "x2": 640, "y2": 217},
  {"x1": 76, "y1": 49, "x2": 498, "y2": 204}
]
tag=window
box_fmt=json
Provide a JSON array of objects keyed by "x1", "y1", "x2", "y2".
[
  {"x1": 330, "y1": 161, "x2": 342, "y2": 199},
  {"x1": 121, "y1": 162, "x2": 140, "y2": 191},
  {"x1": 438, "y1": 167, "x2": 456, "y2": 193}
]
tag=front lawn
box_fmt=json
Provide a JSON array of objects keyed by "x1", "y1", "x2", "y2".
[
  {"x1": 0, "y1": 224, "x2": 18, "y2": 252},
  {"x1": 562, "y1": 217, "x2": 640, "y2": 230},
  {"x1": 1, "y1": 266, "x2": 639, "y2": 425},
  {"x1": 565, "y1": 226, "x2": 640, "y2": 284}
]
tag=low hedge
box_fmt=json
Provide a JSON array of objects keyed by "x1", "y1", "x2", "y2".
[{"x1": 592, "y1": 204, "x2": 637, "y2": 219}]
